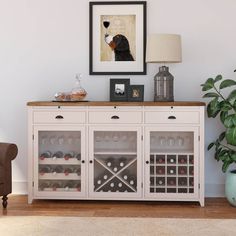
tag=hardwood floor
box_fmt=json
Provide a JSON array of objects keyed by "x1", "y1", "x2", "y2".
[{"x1": 1, "y1": 195, "x2": 236, "y2": 218}]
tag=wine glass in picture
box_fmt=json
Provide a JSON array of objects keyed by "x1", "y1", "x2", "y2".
[{"x1": 103, "y1": 20, "x2": 110, "y2": 34}]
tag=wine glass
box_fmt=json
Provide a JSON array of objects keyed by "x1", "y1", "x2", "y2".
[{"x1": 103, "y1": 20, "x2": 110, "y2": 35}]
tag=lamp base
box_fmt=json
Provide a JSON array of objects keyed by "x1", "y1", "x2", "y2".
[{"x1": 154, "y1": 66, "x2": 174, "y2": 102}]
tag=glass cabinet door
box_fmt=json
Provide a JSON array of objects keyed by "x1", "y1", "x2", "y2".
[
  {"x1": 145, "y1": 127, "x2": 199, "y2": 199},
  {"x1": 89, "y1": 127, "x2": 142, "y2": 198},
  {"x1": 34, "y1": 126, "x2": 86, "y2": 198}
]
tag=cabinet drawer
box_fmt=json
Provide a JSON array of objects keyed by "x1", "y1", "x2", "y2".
[
  {"x1": 145, "y1": 111, "x2": 199, "y2": 124},
  {"x1": 33, "y1": 111, "x2": 86, "y2": 124},
  {"x1": 89, "y1": 111, "x2": 142, "y2": 124}
]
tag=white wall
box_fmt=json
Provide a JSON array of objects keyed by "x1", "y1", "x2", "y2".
[{"x1": 1, "y1": 0, "x2": 236, "y2": 196}]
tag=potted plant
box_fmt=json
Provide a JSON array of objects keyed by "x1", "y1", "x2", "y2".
[{"x1": 201, "y1": 71, "x2": 236, "y2": 206}]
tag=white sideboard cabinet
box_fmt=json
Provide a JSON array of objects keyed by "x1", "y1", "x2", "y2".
[{"x1": 27, "y1": 101, "x2": 205, "y2": 206}]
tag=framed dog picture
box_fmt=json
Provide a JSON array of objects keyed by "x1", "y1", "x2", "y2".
[
  {"x1": 89, "y1": 1, "x2": 147, "y2": 75},
  {"x1": 110, "y1": 78, "x2": 130, "y2": 101},
  {"x1": 128, "y1": 85, "x2": 144, "y2": 102}
]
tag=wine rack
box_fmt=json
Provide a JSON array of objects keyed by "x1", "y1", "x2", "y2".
[
  {"x1": 94, "y1": 155, "x2": 137, "y2": 192},
  {"x1": 37, "y1": 131, "x2": 82, "y2": 193},
  {"x1": 149, "y1": 153, "x2": 194, "y2": 194},
  {"x1": 92, "y1": 130, "x2": 139, "y2": 195}
]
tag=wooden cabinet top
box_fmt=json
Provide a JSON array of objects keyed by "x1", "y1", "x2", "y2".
[{"x1": 27, "y1": 101, "x2": 205, "y2": 106}]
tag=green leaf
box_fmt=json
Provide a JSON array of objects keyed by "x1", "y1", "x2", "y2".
[
  {"x1": 219, "y1": 79, "x2": 236, "y2": 89},
  {"x1": 226, "y1": 127, "x2": 236, "y2": 145},
  {"x1": 201, "y1": 78, "x2": 214, "y2": 91},
  {"x1": 215, "y1": 147, "x2": 222, "y2": 161},
  {"x1": 227, "y1": 89, "x2": 236, "y2": 101},
  {"x1": 207, "y1": 98, "x2": 220, "y2": 118},
  {"x1": 208, "y1": 142, "x2": 215, "y2": 150},
  {"x1": 215, "y1": 75, "x2": 223, "y2": 82},
  {"x1": 203, "y1": 92, "x2": 219, "y2": 98},
  {"x1": 224, "y1": 114, "x2": 236, "y2": 128},
  {"x1": 222, "y1": 161, "x2": 232, "y2": 172},
  {"x1": 220, "y1": 111, "x2": 228, "y2": 123},
  {"x1": 219, "y1": 101, "x2": 232, "y2": 111},
  {"x1": 231, "y1": 153, "x2": 236, "y2": 162},
  {"x1": 219, "y1": 132, "x2": 226, "y2": 141}
]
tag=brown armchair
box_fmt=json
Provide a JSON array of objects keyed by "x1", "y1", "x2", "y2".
[{"x1": 0, "y1": 143, "x2": 18, "y2": 208}]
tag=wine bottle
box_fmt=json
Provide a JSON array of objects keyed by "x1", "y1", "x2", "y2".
[
  {"x1": 106, "y1": 157, "x2": 114, "y2": 168},
  {"x1": 74, "y1": 182, "x2": 81, "y2": 191},
  {"x1": 39, "y1": 151, "x2": 51, "y2": 160},
  {"x1": 122, "y1": 170, "x2": 130, "y2": 181},
  {"x1": 118, "y1": 182, "x2": 123, "y2": 188},
  {"x1": 52, "y1": 151, "x2": 63, "y2": 159},
  {"x1": 129, "y1": 176, "x2": 136, "y2": 186},
  {"x1": 73, "y1": 167, "x2": 81, "y2": 176},
  {"x1": 53, "y1": 165, "x2": 63, "y2": 174},
  {"x1": 119, "y1": 157, "x2": 127, "y2": 167},
  {"x1": 39, "y1": 165, "x2": 52, "y2": 175},
  {"x1": 76, "y1": 153, "x2": 81, "y2": 160},
  {"x1": 110, "y1": 182, "x2": 115, "y2": 188},
  {"x1": 52, "y1": 182, "x2": 63, "y2": 191},
  {"x1": 179, "y1": 167, "x2": 186, "y2": 175},
  {"x1": 64, "y1": 181, "x2": 74, "y2": 191},
  {"x1": 39, "y1": 181, "x2": 50, "y2": 191},
  {"x1": 113, "y1": 166, "x2": 118, "y2": 172},
  {"x1": 64, "y1": 167, "x2": 73, "y2": 176},
  {"x1": 103, "y1": 174, "x2": 108, "y2": 180},
  {"x1": 97, "y1": 179, "x2": 102, "y2": 185},
  {"x1": 64, "y1": 152, "x2": 75, "y2": 160},
  {"x1": 168, "y1": 179, "x2": 175, "y2": 186}
]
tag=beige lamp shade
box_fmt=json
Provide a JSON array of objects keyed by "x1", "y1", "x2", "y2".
[{"x1": 146, "y1": 34, "x2": 182, "y2": 63}]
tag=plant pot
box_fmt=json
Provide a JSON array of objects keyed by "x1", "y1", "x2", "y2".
[{"x1": 225, "y1": 170, "x2": 236, "y2": 207}]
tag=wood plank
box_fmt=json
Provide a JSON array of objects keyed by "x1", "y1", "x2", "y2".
[
  {"x1": 1, "y1": 195, "x2": 236, "y2": 218},
  {"x1": 27, "y1": 101, "x2": 206, "y2": 106}
]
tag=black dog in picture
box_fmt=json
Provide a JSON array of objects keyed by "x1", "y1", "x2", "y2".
[{"x1": 105, "y1": 34, "x2": 134, "y2": 61}]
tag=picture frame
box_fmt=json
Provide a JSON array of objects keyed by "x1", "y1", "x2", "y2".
[
  {"x1": 128, "y1": 85, "x2": 144, "y2": 102},
  {"x1": 89, "y1": 1, "x2": 147, "y2": 75},
  {"x1": 110, "y1": 78, "x2": 130, "y2": 101}
]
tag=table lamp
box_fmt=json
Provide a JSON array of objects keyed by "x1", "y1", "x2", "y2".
[{"x1": 146, "y1": 34, "x2": 182, "y2": 101}]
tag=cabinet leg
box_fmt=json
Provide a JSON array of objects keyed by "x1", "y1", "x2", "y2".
[
  {"x1": 2, "y1": 195, "x2": 8, "y2": 208},
  {"x1": 200, "y1": 198, "x2": 205, "y2": 207}
]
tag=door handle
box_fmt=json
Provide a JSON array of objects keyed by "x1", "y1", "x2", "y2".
[
  {"x1": 111, "y1": 115, "x2": 120, "y2": 120},
  {"x1": 168, "y1": 116, "x2": 176, "y2": 120},
  {"x1": 55, "y1": 115, "x2": 64, "y2": 119}
]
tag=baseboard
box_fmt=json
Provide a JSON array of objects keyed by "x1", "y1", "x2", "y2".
[{"x1": 12, "y1": 181, "x2": 225, "y2": 197}]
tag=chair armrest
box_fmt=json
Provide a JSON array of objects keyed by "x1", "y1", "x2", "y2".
[{"x1": 0, "y1": 143, "x2": 18, "y2": 166}]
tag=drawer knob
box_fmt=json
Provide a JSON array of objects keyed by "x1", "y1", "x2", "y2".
[
  {"x1": 55, "y1": 115, "x2": 64, "y2": 119},
  {"x1": 168, "y1": 116, "x2": 176, "y2": 120},
  {"x1": 81, "y1": 160, "x2": 85, "y2": 164},
  {"x1": 89, "y1": 160, "x2": 93, "y2": 164},
  {"x1": 111, "y1": 115, "x2": 120, "y2": 120},
  {"x1": 146, "y1": 160, "x2": 149, "y2": 164}
]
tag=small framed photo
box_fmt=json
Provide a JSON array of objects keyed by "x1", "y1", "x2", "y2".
[
  {"x1": 128, "y1": 85, "x2": 144, "y2": 102},
  {"x1": 110, "y1": 79, "x2": 130, "y2": 101}
]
